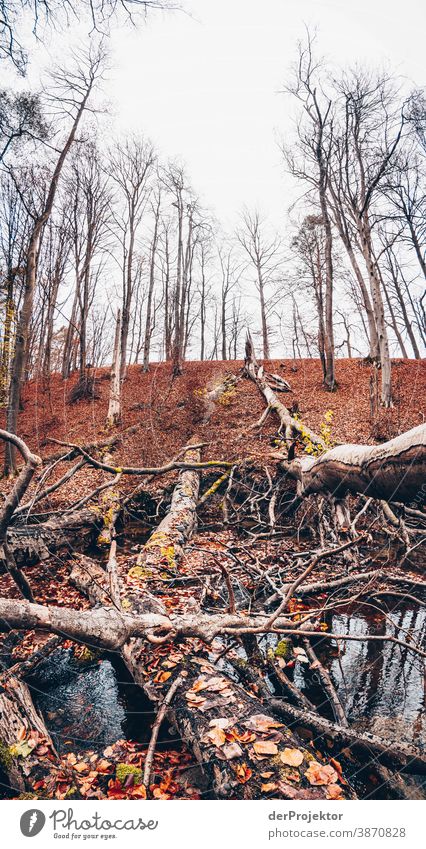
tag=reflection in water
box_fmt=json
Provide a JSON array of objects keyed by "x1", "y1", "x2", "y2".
[
  {"x1": 29, "y1": 649, "x2": 155, "y2": 754},
  {"x1": 30, "y1": 607, "x2": 425, "y2": 779},
  {"x1": 294, "y1": 606, "x2": 425, "y2": 743}
]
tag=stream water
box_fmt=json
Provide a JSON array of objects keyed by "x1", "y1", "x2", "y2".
[
  {"x1": 29, "y1": 604, "x2": 425, "y2": 757},
  {"x1": 29, "y1": 650, "x2": 164, "y2": 755},
  {"x1": 293, "y1": 605, "x2": 426, "y2": 745}
]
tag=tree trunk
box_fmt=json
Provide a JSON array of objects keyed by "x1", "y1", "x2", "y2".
[
  {"x1": 283, "y1": 423, "x2": 426, "y2": 503},
  {"x1": 106, "y1": 310, "x2": 122, "y2": 428},
  {"x1": 5, "y1": 81, "x2": 94, "y2": 473},
  {"x1": 143, "y1": 196, "x2": 161, "y2": 372}
]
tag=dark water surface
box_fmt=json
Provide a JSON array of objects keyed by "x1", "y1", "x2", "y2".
[
  {"x1": 29, "y1": 649, "x2": 159, "y2": 754},
  {"x1": 28, "y1": 603, "x2": 425, "y2": 798},
  {"x1": 293, "y1": 605, "x2": 426, "y2": 744}
]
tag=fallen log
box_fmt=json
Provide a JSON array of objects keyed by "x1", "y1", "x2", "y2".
[
  {"x1": 0, "y1": 674, "x2": 57, "y2": 794},
  {"x1": 243, "y1": 334, "x2": 325, "y2": 452},
  {"x1": 3, "y1": 509, "x2": 103, "y2": 567},
  {"x1": 269, "y1": 699, "x2": 426, "y2": 776},
  {"x1": 283, "y1": 424, "x2": 426, "y2": 504},
  {"x1": 147, "y1": 657, "x2": 353, "y2": 800}
]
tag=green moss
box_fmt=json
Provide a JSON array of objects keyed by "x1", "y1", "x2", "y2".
[
  {"x1": 116, "y1": 763, "x2": 143, "y2": 786},
  {"x1": 274, "y1": 639, "x2": 293, "y2": 660},
  {"x1": 0, "y1": 741, "x2": 13, "y2": 770},
  {"x1": 65, "y1": 785, "x2": 78, "y2": 798},
  {"x1": 74, "y1": 646, "x2": 99, "y2": 664},
  {"x1": 18, "y1": 792, "x2": 38, "y2": 800}
]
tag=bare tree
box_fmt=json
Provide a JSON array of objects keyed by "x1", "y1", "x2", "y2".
[
  {"x1": 292, "y1": 215, "x2": 328, "y2": 375},
  {"x1": 237, "y1": 209, "x2": 282, "y2": 360},
  {"x1": 0, "y1": 173, "x2": 31, "y2": 402},
  {"x1": 109, "y1": 136, "x2": 155, "y2": 377},
  {"x1": 0, "y1": 0, "x2": 175, "y2": 74},
  {"x1": 142, "y1": 189, "x2": 161, "y2": 371},
  {"x1": 283, "y1": 34, "x2": 336, "y2": 389},
  {"x1": 4, "y1": 46, "x2": 105, "y2": 473},
  {"x1": 218, "y1": 245, "x2": 241, "y2": 361},
  {"x1": 64, "y1": 141, "x2": 112, "y2": 381},
  {"x1": 330, "y1": 68, "x2": 406, "y2": 405}
]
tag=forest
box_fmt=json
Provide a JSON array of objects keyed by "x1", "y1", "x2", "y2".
[{"x1": 0, "y1": 0, "x2": 425, "y2": 803}]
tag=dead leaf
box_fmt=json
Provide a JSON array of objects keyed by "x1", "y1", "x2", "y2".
[
  {"x1": 253, "y1": 740, "x2": 278, "y2": 756},
  {"x1": 204, "y1": 726, "x2": 226, "y2": 747},
  {"x1": 74, "y1": 762, "x2": 90, "y2": 774},
  {"x1": 261, "y1": 782, "x2": 278, "y2": 793},
  {"x1": 326, "y1": 783, "x2": 345, "y2": 800},
  {"x1": 230, "y1": 730, "x2": 256, "y2": 743},
  {"x1": 244, "y1": 714, "x2": 284, "y2": 734},
  {"x1": 305, "y1": 761, "x2": 338, "y2": 786},
  {"x1": 185, "y1": 691, "x2": 206, "y2": 707},
  {"x1": 280, "y1": 747, "x2": 304, "y2": 767},
  {"x1": 219, "y1": 742, "x2": 243, "y2": 760},
  {"x1": 209, "y1": 718, "x2": 231, "y2": 730},
  {"x1": 154, "y1": 670, "x2": 172, "y2": 683},
  {"x1": 330, "y1": 757, "x2": 346, "y2": 782},
  {"x1": 234, "y1": 762, "x2": 252, "y2": 784}
]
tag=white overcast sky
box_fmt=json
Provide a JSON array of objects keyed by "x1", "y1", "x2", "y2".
[
  {"x1": 12, "y1": 0, "x2": 426, "y2": 232},
  {"x1": 104, "y1": 0, "x2": 426, "y2": 230}
]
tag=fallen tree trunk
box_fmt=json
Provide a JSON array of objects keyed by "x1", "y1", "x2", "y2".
[
  {"x1": 3, "y1": 509, "x2": 103, "y2": 567},
  {"x1": 146, "y1": 658, "x2": 353, "y2": 800},
  {"x1": 269, "y1": 699, "x2": 426, "y2": 776},
  {"x1": 243, "y1": 334, "x2": 325, "y2": 451},
  {"x1": 0, "y1": 674, "x2": 57, "y2": 794},
  {"x1": 283, "y1": 424, "x2": 426, "y2": 504}
]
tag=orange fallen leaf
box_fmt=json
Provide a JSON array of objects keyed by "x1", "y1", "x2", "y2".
[
  {"x1": 330, "y1": 757, "x2": 346, "y2": 782},
  {"x1": 74, "y1": 762, "x2": 90, "y2": 774},
  {"x1": 234, "y1": 763, "x2": 252, "y2": 784},
  {"x1": 131, "y1": 784, "x2": 147, "y2": 799},
  {"x1": 154, "y1": 670, "x2": 172, "y2": 683},
  {"x1": 326, "y1": 783, "x2": 345, "y2": 800},
  {"x1": 204, "y1": 726, "x2": 226, "y2": 747},
  {"x1": 231, "y1": 730, "x2": 256, "y2": 743},
  {"x1": 280, "y1": 747, "x2": 304, "y2": 767},
  {"x1": 305, "y1": 761, "x2": 338, "y2": 786},
  {"x1": 253, "y1": 740, "x2": 278, "y2": 756},
  {"x1": 261, "y1": 782, "x2": 278, "y2": 793}
]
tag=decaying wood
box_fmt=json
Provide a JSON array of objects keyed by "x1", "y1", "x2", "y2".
[
  {"x1": 243, "y1": 334, "x2": 325, "y2": 451},
  {"x1": 0, "y1": 674, "x2": 57, "y2": 793},
  {"x1": 283, "y1": 424, "x2": 426, "y2": 503}
]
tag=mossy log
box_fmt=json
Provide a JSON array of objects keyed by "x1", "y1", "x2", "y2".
[
  {"x1": 2, "y1": 509, "x2": 103, "y2": 568},
  {"x1": 0, "y1": 674, "x2": 57, "y2": 795}
]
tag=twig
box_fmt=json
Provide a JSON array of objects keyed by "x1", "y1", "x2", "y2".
[{"x1": 143, "y1": 673, "x2": 185, "y2": 794}]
